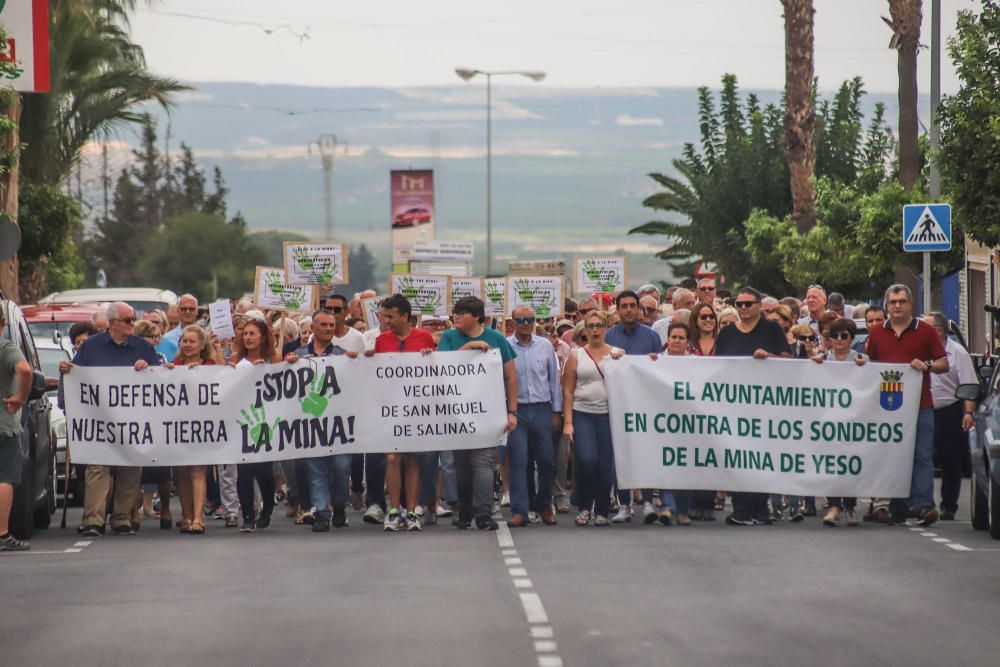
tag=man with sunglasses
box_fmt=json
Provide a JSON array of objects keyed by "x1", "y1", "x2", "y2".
[
  {"x1": 372, "y1": 295, "x2": 437, "y2": 532},
  {"x1": 865, "y1": 285, "x2": 947, "y2": 526},
  {"x1": 696, "y1": 279, "x2": 717, "y2": 306},
  {"x1": 59, "y1": 302, "x2": 161, "y2": 537},
  {"x1": 639, "y1": 295, "x2": 661, "y2": 327},
  {"x1": 715, "y1": 287, "x2": 790, "y2": 526},
  {"x1": 505, "y1": 306, "x2": 562, "y2": 527}
]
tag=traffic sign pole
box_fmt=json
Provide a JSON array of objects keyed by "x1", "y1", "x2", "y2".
[{"x1": 923, "y1": 252, "x2": 931, "y2": 315}]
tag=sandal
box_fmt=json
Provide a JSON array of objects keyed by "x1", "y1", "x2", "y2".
[
  {"x1": 574, "y1": 510, "x2": 591, "y2": 526},
  {"x1": 178, "y1": 519, "x2": 192, "y2": 534},
  {"x1": 594, "y1": 515, "x2": 610, "y2": 526},
  {"x1": 294, "y1": 510, "x2": 305, "y2": 525},
  {"x1": 189, "y1": 522, "x2": 205, "y2": 534}
]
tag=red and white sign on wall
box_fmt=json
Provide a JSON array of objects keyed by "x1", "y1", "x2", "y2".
[{"x1": 0, "y1": 0, "x2": 50, "y2": 93}]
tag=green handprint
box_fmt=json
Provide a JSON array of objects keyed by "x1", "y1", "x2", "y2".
[
  {"x1": 420, "y1": 291, "x2": 442, "y2": 315},
  {"x1": 582, "y1": 260, "x2": 602, "y2": 282},
  {"x1": 266, "y1": 272, "x2": 286, "y2": 295},
  {"x1": 281, "y1": 286, "x2": 305, "y2": 310},
  {"x1": 300, "y1": 368, "x2": 330, "y2": 417},
  {"x1": 600, "y1": 271, "x2": 621, "y2": 293},
  {"x1": 536, "y1": 291, "x2": 555, "y2": 318},
  {"x1": 292, "y1": 246, "x2": 316, "y2": 272},
  {"x1": 237, "y1": 404, "x2": 280, "y2": 445},
  {"x1": 398, "y1": 276, "x2": 420, "y2": 301},
  {"x1": 515, "y1": 279, "x2": 535, "y2": 302}
]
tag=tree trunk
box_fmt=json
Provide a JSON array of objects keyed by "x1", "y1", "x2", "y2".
[
  {"x1": 783, "y1": 0, "x2": 817, "y2": 233},
  {"x1": 888, "y1": 0, "x2": 922, "y2": 190},
  {"x1": 0, "y1": 95, "x2": 20, "y2": 303}
]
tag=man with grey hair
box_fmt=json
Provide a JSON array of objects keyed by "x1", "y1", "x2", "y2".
[
  {"x1": 827, "y1": 292, "x2": 853, "y2": 319},
  {"x1": 865, "y1": 284, "x2": 948, "y2": 526},
  {"x1": 654, "y1": 288, "x2": 695, "y2": 343},
  {"x1": 59, "y1": 302, "x2": 161, "y2": 537},
  {"x1": 798, "y1": 285, "x2": 827, "y2": 330},
  {"x1": 639, "y1": 294, "x2": 660, "y2": 326},
  {"x1": 163, "y1": 293, "x2": 199, "y2": 349},
  {"x1": 636, "y1": 283, "x2": 661, "y2": 303},
  {"x1": 90, "y1": 311, "x2": 109, "y2": 333},
  {"x1": 234, "y1": 298, "x2": 254, "y2": 315},
  {"x1": 696, "y1": 278, "x2": 717, "y2": 306}
]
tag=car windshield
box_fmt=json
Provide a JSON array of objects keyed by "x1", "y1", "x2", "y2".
[
  {"x1": 126, "y1": 301, "x2": 167, "y2": 317},
  {"x1": 38, "y1": 347, "x2": 69, "y2": 379},
  {"x1": 27, "y1": 321, "x2": 70, "y2": 339}
]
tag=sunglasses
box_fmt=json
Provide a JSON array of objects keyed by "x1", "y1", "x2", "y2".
[
  {"x1": 797, "y1": 335, "x2": 816, "y2": 342},
  {"x1": 584, "y1": 323, "x2": 605, "y2": 330},
  {"x1": 734, "y1": 301, "x2": 758, "y2": 309},
  {"x1": 179, "y1": 307, "x2": 197, "y2": 312},
  {"x1": 328, "y1": 306, "x2": 345, "y2": 314},
  {"x1": 641, "y1": 307, "x2": 658, "y2": 315},
  {"x1": 697, "y1": 286, "x2": 715, "y2": 292},
  {"x1": 514, "y1": 317, "x2": 536, "y2": 325},
  {"x1": 116, "y1": 317, "x2": 137, "y2": 325},
  {"x1": 698, "y1": 314, "x2": 716, "y2": 321},
  {"x1": 830, "y1": 332, "x2": 853, "y2": 340},
  {"x1": 808, "y1": 284, "x2": 824, "y2": 292}
]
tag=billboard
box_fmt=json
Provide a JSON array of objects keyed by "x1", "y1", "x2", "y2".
[
  {"x1": 390, "y1": 169, "x2": 435, "y2": 266},
  {"x1": 0, "y1": 0, "x2": 49, "y2": 92}
]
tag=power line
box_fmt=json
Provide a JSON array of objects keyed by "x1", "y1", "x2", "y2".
[{"x1": 141, "y1": 9, "x2": 311, "y2": 42}]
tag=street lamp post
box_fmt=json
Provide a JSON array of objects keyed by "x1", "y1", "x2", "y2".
[{"x1": 455, "y1": 68, "x2": 545, "y2": 276}]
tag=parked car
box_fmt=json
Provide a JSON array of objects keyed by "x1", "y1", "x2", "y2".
[
  {"x1": 393, "y1": 206, "x2": 432, "y2": 227},
  {"x1": 36, "y1": 338, "x2": 75, "y2": 504},
  {"x1": 23, "y1": 303, "x2": 106, "y2": 340},
  {"x1": 39, "y1": 287, "x2": 177, "y2": 316},
  {"x1": 1, "y1": 298, "x2": 54, "y2": 539}
]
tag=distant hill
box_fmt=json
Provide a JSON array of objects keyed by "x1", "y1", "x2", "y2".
[{"x1": 104, "y1": 82, "x2": 918, "y2": 290}]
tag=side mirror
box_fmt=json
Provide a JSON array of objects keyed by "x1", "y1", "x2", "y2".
[
  {"x1": 955, "y1": 383, "x2": 982, "y2": 402},
  {"x1": 28, "y1": 370, "x2": 46, "y2": 401}
]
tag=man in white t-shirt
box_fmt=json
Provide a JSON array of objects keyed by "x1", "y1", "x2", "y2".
[{"x1": 323, "y1": 293, "x2": 366, "y2": 354}]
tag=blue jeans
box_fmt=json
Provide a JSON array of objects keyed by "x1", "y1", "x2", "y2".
[
  {"x1": 659, "y1": 490, "x2": 692, "y2": 515},
  {"x1": 572, "y1": 410, "x2": 613, "y2": 517},
  {"x1": 419, "y1": 450, "x2": 458, "y2": 506},
  {"x1": 508, "y1": 403, "x2": 556, "y2": 517},
  {"x1": 306, "y1": 454, "x2": 352, "y2": 521},
  {"x1": 892, "y1": 407, "x2": 935, "y2": 516}
]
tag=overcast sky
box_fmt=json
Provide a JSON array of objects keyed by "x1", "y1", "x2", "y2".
[{"x1": 131, "y1": 0, "x2": 978, "y2": 94}]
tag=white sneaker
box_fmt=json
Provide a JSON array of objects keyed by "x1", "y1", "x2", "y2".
[
  {"x1": 491, "y1": 502, "x2": 503, "y2": 520},
  {"x1": 500, "y1": 492, "x2": 511, "y2": 507},
  {"x1": 363, "y1": 504, "x2": 385, "y2": 524},
  {"x1": 414, "y1": 504, "x2": 426, "y2": 517},
  {"x1": 436, "y1": 503, "x2": 454, "y2": 518},
  {"x1": 612, "y1": 505, "x2": 633, "y2": 523},
  {"x1": 642, "y1": 501, "x2": 658, "y2": 524},
  {"x1": 527, "y1": 511, "x2": 541, "y2": 524}
]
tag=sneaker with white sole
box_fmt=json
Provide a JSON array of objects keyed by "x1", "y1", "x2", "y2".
[
  {"x1": 0, "y1": 533, "x2": 30, "y2": 551},
  {"x1": 405, "y1": 512, "x2": 422, "y2": 531},
  {"x1": 500, "y1": 492, "x2": 511, "y2": 507},
  {"x1": 436, "y1": 503, "x2": 454, "y2": 518},
  {"x1": 612, "y1": 505, "x2": 632, "y2": 523},
  {"x1": 642, "y1": 501, "x2": 658, "y2": 524},
  {"x1": 363, "y1": 504, "x2": 385, "y2": 524},
  {"x1": 527, "y1": 511, "x2": 540, "y2": 524},
  {"x1": 384, "y1": 509, "x2": 402, "y2": 532},
  {"x1": 414, "y1": 505, "x2": 426, "y2": 517}
]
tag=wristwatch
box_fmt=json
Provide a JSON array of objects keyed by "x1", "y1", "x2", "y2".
[{"x1": 924, "y1": 359, "x2": 933, "y2": 370}]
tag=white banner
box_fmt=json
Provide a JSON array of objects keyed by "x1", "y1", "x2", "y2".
[
  {"x1": 604, "y1": 356, "x2": 921, "y2": 497},
  {"x1": 65, "y1": 351, "x2": 506, "y2": 466}
]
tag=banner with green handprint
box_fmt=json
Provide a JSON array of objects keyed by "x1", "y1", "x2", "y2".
[
  {"x1": 506, "y1": 275, "x2": 565, "y2": 318},
  {"x1": 483, "y1": 277, "x2": 506, "y2": 319},
  {"x1": 254, "y1": 266, "x2": 318, "y2": 314},
  {"x1": 64, "y1": 350, "x2": 508, "y2": 466},
  {"x1": 449, "y1": 277, "x2": 484, "y2": 311},
  {"x1": 574, "y1": 256, "x2": 626, "y2": 295},
  {"x1": 283, "y1": 242, "x2": 349, "y2": 286},
  {"x1": 389, "y1": 273, "x2": 452, "y2": 318},
  {"x1": 360, "y1": 295, "x2": 387, "y2": 331}
]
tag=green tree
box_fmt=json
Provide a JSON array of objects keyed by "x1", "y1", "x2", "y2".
[
  {"x1": 142, "y1": 212, "x2": 264, "y2": 299},
  {"x1": 938, "y1": 0, "x2": 1000, "y2": 246},
  {"x1": 16, "y1": 184, "x2": 86, "y2": 302},
  {"x1": 345, "y1": 243, "x2": 378, "y2": 295},
  {"x1": 248, "y1": 230, "x2": 312, "y2": 268}
]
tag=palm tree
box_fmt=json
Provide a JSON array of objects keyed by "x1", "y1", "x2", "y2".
[
  {"x1": 883, "y1": 0, "x2": 923, "y2": 190},
  {"x1": 783, "y1": 0, "x2": 817, "y2": 233}
]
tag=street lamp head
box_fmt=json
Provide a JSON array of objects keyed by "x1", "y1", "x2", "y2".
[
  {"x1": 455, "y1": 67, "x2": 478, "y2": 81},
  {"x1": 521, "y1": 71, "x2": 546, "y2": 82}
]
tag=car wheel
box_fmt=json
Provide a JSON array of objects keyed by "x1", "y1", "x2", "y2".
[
  {"x1": 972, "y1": 471, "x2": 989, "y2": 531},
  {"x1": 34, "y1": 467, "x2": 54, "y2": 530},
  {"x1": 10, "y1": 458, "x2": 34, "y2": 540},
  {"x1": 991, "y1": 469, "x2": 1000, "y2": 540}
]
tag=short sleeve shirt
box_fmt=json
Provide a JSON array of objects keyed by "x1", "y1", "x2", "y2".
[
  {"x1": 604, "y1": 323, "x2": 662, "y2": 355},
  {"x1": 715, "y1": 318, "x2": 789, "y2": 357},
  {"x1": 866, "y1": 318, "x2": 946, "y2": 409},
  {"x1": 73, "y1": 332, "x2": 162, "y2": 368},
  {"x1": 0, "y1": 338, "x2": 26, "y2": 435},
  {"x1": 437, "y1": 326, "x2": 516, "y2": 363},
  {"x1": 374, "y1": 328, "x2": 437, "y2": 354}
]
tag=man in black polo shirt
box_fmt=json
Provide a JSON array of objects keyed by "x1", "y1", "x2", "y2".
[
  {"x1": 60, "y1": 302, "x2": 161, "y2": 537},
  {"x1": 715, "y1": 287, "x2": 789, "y2": 525}
]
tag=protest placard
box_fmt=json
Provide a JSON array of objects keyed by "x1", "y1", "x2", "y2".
[
  {"x1": 389, "y1": 273, "x2": 452, "y2": 318},
  {"x1": 574, "y1": 256, "x2": 626, "y2": 295},
  {"x1": 483, "y1": 277, "x2": 506, "y2": 319},
  {"x1": 253, "y1": 266, "x2": 318, "y2": 314},
  {"x1": 361, "y1": 295, "x2": 386, "y2": 331},
  {"x1": 506, "y1": 275, "x2": 565, "y2": 318},
  {"x1": 208, "y1": 300, "x2": 235, "y2": 340},
  {"x1": 449, "y1": 277, "x2": 484, "y2": 311},
  {"x1": 283, "y1": 242, "x2": 349, "y2": 286}
]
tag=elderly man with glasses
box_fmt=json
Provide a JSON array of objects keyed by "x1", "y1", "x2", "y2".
[
  {"x1": 58, "y1": 302, "x2": 161, "y2": 537},
  {"x1": 162, "y1": 293, "x2": 200, "y2": 350},
  {"x1": 696, "y1": 278, "x2": 717, "y2": 305}
]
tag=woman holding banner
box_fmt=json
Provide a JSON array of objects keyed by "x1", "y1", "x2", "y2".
[
  {"x1": 687, "y1": 302, "x2": 719, "y2": 357},
  {"x1": 171, "y1": 325, "x2": 219, "y2": 534},
  {"x1": 233, "y1": 319, "x2": 282, "y2": 533},
  {"x1": 562, "y1": 310, "x2": 619, "y2": 527}
]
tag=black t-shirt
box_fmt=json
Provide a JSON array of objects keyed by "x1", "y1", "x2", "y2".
[{"x1": 715, "y1": 318, "x2": 789, "y2": 357}]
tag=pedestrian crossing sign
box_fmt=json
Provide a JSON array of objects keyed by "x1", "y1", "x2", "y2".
[{"x1": 903, "y1": 203, "x2": 951, "y2": 252}]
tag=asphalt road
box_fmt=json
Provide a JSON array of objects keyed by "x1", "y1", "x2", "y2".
[{"x1": 3, "y1": 482, "x2": 1000, "y2": 667}]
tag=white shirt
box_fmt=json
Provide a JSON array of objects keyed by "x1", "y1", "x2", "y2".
[
  {"x1": 930, "y1": 337, "x2": 977, "y2": 409},
  {"x1": 331, "y1": 327, "x2": 366, "y2": 355},
  {"x1": 362, "y1": 328, "x2": 382, "y2": 352},
  {"x1": 652, "y1": 318, "x2": 671, "y2": 345}
]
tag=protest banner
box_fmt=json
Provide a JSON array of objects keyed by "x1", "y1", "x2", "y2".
[
  {"x1": 253, "y1": 266, "x2": 318, "y2": 314},
  {"x1": 208, "y1": 300, "x2": 235, "y2": 340},
  {"x1": 483, "y1": 277, "x2": 506, "y2": 319},
  {"x1": 64, "y1": 351, "x2": 507, "y2": 466},
  {"x1": 574, "y1": 256, "x2": 626, "y2": 295},
  {"x1": 604, "y1": 356, "x2": 921, "y2": 497},
  {"x1": 506, "y1": 275, "x2": 565, "y2": 318},
  {"x1": 450, "y1": 277, "x2": 484, "y2": 311},
  {"x1": 283, "y1": 242, "x2": 349, "y2": 286},
  {"x1": 389, "y1": 273, "x2": 452, "y2": 318},
  {"x1": 361, "y1": 295, "x2": 386, "y2": 331}
]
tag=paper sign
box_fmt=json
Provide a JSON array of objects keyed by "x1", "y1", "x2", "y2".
[
  {"x1": 450, "y1": 277, "x2": 485, "y2": 311},
  {"x1": 389, "y1": 273, "x2": 452, "y2": 318},
  {"x1": 361, "y1": 296, "x2": 386, "y2": 332},
  {"x1": 283, "y1": 242, "x2": 349, "y2": 285},
  {"x1": 483, "y1": 278, "x2": 507, "y2": 319},
  {"x1": 253, "y1": 266, "x2": 317, "y2": 314},
  {"x1": 506, "y1": 275, "x2": 565, "y2": 318},
  {"x1": 574, "y1": 256, "x2": 627, "y2": 294},
  {"x1": 208, "y1": 300, "x2": 235, "y2": 340}
]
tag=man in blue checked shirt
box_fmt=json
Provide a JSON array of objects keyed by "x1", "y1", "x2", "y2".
[{"x1": 506, "y1": 305, "x2": 562, "y2": 527}]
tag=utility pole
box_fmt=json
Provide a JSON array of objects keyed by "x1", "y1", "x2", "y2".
[
  {"x1": 308, "y1": 134, "x2": 346, "y2": 242},
  {"x1": 925, "y1": 0, "x2": 940, "y2": 314}
]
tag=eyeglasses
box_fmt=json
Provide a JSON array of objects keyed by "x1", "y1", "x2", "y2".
[
  {"x1": 116, "y1": 317, "x2": 137, "y2": 325},
  {"x1": 329, "y1": 306, "x2": 345, "y2": 314},
  {"x1": 720, "y1": 320, "x2": 735, "y2": 327},
  {"x1": 698, "y1": 314, "x2": 716, "y2": 321},
  {"x1": 514, "y1": 317, "x2": 536, "y2": 325},
  {"x1": 887, "y1": 299, "x2": 909, "y2": 306},
  {"x1": 734, "y1": 301, "x2": 757, "y2": 309},
  {"x1": 697, "y1": 286, "x2": 715, "y2": 292},
  {"x1": 584, "y1": 323, "x2": 605, "y2": 330},
  {"x1": 641, "y1": 307, "x2": 658, "y2": 315},
  {"x1": 808, "y1": 284, "x2": 824, "y2": 292},
  {"x1": 144, "y1": 334, "x2": 161, "y2": 341},
  {"x1": 179, "y1": 307, "x2": 197, "y2": 312},
  {"x1": 830, "y1": 332, "x2": 853, "y2": 340},
  {"x1": 796, "y1": 335, "x2": 815, "y2": 342}
]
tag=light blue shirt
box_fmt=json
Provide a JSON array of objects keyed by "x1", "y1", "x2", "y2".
[{"x1": 507, "y1": 334, "x2": 562, "y2": 412}]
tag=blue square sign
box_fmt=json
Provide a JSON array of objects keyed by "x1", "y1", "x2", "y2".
[{"x1": 903, "y1": 203, "x2": 951, "y2": 252}]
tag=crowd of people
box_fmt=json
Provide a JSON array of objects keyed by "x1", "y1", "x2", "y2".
[{"x1": 0, "y1": 277, "x2": 977, "y2": 552}]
